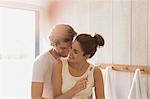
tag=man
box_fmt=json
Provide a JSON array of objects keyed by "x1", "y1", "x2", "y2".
[{"x1": 31, "y1": 24, "x2": 77, "y2": 99}]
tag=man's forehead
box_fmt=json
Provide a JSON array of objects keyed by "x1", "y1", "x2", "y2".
[
  {"x1": 53, "y1": 25, "x2": 68, "y2": 31},
  {"x1": 52, "y1": 26, "x2": 68, "y2": 36},
  {"x1": 59, "y1": 41, "x2": 71, "y2": 46},
  {"x1": 50, "y1": 26, "x2": 68, "y2": 40}
]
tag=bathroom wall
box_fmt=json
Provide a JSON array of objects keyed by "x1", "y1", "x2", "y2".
[{"x1": 39, "y1": 0, "x2": 150, "y2": 98}]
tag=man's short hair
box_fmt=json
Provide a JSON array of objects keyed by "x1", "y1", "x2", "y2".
[{"x1": 49, "y1": 24, "x2": 77, "y2": 46}]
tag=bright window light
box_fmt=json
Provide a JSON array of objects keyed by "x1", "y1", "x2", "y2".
[{"x1": 0, "y1": 7, "x2": 36, "y2": 99}]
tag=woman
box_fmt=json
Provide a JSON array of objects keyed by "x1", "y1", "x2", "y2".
[{"x1": 52, "y1": 33, "x2": 105, "y2": 99}]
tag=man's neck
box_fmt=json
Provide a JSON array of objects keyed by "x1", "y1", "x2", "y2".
[{"x1": 49, "y1": 49, "x2": 60, "y2": 60}]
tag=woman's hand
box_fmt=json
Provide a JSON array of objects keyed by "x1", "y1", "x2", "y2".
[{"x1": 71, "y1": 77, "x2": 88, "y2": 94}]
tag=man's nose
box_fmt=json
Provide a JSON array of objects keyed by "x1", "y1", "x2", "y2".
[{"x1": 69, "y1": 49, "x2": 73, "y2": 55}]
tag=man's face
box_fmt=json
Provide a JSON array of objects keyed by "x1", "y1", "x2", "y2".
[
  {"x1": 55, "y1": 41, "x2": 71, "y2": 57},
  {"x1": 50, "y1": 25, "x2": 73, "y2": 57}
]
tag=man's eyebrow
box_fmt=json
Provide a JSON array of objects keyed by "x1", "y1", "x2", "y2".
[{"x1": 60, "y1": 47, "x2": 68, "y2": 49}]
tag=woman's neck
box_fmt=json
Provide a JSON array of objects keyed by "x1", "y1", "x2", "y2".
[{"x1": 69, "y1": 60, "x2": 88, "y2": 70}]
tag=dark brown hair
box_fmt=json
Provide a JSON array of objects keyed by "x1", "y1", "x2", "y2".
[{"x1": 75, "y1": 33, "x2": 104, "y2": 58}]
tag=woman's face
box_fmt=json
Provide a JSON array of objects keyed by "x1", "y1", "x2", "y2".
[{"x1": 68, "y1": 40, "x2": 86, "y2": 63}]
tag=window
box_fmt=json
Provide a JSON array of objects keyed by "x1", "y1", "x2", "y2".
[{"x1": 0, "y1": 7, "x2": 36, "y2": 99}]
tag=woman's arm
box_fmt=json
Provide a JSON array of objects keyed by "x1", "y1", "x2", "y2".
[
  {"x1": 94, "y1": 67, "x2": 105, "y2": 99},
  {"x1": 52, "y1": 60, "x2": 87, "y2": 99},
  {"x1": 31, "y1": 82, "x2": 45, "y2": 99}
]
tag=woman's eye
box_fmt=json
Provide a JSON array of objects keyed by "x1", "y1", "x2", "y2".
[
  {"x1": 75, "y1": 52, "x2": 77, "y2": 54},
  {"x1": 74, "y1": 51, "x2": 78, "y2": 54}
]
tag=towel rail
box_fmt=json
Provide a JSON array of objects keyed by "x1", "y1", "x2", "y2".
[{"x1": 98, "y1": 64, "x2": 150, "y2": 74}]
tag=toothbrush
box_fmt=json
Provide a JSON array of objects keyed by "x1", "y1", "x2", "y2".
[{"x1": 84, "y1": 67, "x2": 93, "y2": 80}]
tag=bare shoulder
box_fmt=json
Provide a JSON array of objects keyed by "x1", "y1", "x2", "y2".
[
  {"x1": 52, "y1": 59, "x2": 63, "y2": 75},
  {"x1": 94, "y1": 67, "x2": 102, "y2": 74},
  {"x1": 55, "y1": 59, "x2": 62, "y2": 64},
  {"x1": 94, "y1": 67, "x2": 103, "y2": 79}
]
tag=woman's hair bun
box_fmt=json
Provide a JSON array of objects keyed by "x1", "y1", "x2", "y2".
[{"x1": 93, "y1": 33, "x2": 104, "y2": 47}]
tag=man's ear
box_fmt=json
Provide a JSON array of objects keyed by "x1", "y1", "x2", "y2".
[{"x1": 50, "y1": 42, "x2": 56, "y2": 46}]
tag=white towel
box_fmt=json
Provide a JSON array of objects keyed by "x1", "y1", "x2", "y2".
[
  {"x1": 104, "y1": 66, "x2": 117, "y2": 99},
  {"x1": 128, "y1": 69, "x2": 148, "y2": 99}
]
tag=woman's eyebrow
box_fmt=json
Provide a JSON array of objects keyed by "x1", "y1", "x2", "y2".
[
  {"x1": 73, "y1": 48, "x2": 78, "y2": 51},
  {"x1": 73, "y1": 48, "x2": 80, "y2": 52},
  {"x1": 73, "y1": 48, "x2": 83, "y2": 54}
]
